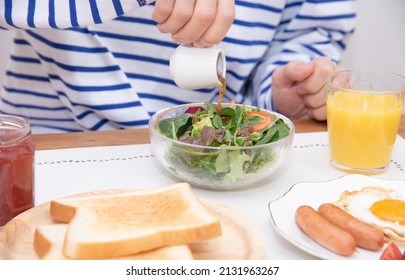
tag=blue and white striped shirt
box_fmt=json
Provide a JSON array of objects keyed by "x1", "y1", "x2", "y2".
[{"x1": 0, "y1": 0, "x2": 356, "y2": 133}]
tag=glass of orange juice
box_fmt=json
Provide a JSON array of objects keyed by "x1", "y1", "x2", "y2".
[{"x1": 326, "y1": 69, "x2": 405, "y2": 173}]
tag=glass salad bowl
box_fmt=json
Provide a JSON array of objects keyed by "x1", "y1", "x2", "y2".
[{"x1": 149, "y1": 103, "x2": 295, "y2": 190}]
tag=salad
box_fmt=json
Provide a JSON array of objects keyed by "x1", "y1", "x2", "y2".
[{"x1": 157, "y1": 102, "x2": 291, "y2": 185}]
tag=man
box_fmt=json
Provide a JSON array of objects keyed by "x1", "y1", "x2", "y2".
[{"x1": 0, "y1": 0, "x2": 355, "y2": 133}]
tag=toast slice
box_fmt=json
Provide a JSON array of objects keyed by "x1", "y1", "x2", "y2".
[
  {"x1": 49, "y1": 183, "x2": 222, "y2": 259},
  {"x1": 34, "y1": 224, "x2": 194, "y2": 260}
]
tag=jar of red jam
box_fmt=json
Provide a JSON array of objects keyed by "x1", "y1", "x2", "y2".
[{"x1": 0, "y1": 115, "x2": 35, "y2": 226}]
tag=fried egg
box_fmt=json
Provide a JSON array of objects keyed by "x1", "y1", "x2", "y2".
[{"x1": 336, "y1": 186, "x2": 405, "y2": 244}]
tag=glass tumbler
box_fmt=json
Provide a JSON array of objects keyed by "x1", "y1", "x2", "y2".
[{"x1": 326, "y1": 69, "x2": 405, "y2": 173}]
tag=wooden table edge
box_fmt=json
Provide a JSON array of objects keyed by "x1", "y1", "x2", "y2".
[{"x1": 32, "y1": 116, "x2": 405, "y2": 151}]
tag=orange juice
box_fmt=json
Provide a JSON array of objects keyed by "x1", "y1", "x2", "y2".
[{"x1": 327, "y1": 91, "x2": 403, "y2": 170}]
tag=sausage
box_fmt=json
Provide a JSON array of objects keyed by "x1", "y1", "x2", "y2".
[
  {"x1": 295, "y1": 205, "x2": 356, "y2": 256},
  {"x1": 318, "y1": 203, "x2": 385, "y2": 251}
]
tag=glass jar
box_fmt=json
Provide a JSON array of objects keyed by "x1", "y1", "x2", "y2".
[{"x1": 0, "y1": 115, "x2": 35, "y2": 226}]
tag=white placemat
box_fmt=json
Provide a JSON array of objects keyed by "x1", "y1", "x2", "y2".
[{"x1": 35, "y1": 132, "x2": 405, "y2": 260}]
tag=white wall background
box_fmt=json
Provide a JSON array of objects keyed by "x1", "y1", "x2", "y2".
[
  {"x1": 340, "y1": 0, "x2": 405, "y2": 75},
  {"x1": 0, "y1": 0, "x2": 404, "y2": 104}
]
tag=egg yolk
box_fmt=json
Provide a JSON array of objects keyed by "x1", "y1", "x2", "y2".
[{"x1": 370, "y1": 199, "x2": 405, "y2": 225}]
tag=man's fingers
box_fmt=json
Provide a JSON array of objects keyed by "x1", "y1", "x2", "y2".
[
  {"x1": 302, "y1": 89, "x2": 326, "y2": 108},
  {"x1": 297, "y1": 57, "x2": 335, "y2": 95},
  {"x1": 193, "y1": 0, "x2": 235, "y2": 47},
  {"x1": 156, "y1": 0, "x2": 197, "y2": 42},
  {"x1": 308, "y1": 105, "x2": 327, "y2": 121},
  {"x1": 152, "y1": 0, "x2": 176, "y2": 23},
  {"x1": 171, "y1": 0, "x2": 218, "y2": 45},
  {"x1": 154, "y1": 0, "x2": 234, "y2": 47},
  {"x1": 273, "y1": 61, "x2": 315, "y2": 88}
]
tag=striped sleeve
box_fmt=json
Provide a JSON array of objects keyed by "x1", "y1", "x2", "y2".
[
  {"x1": 0, "y1": 0, "x2": 154, "y2": 29},
  {"x1": 247, "y1": 0, "x2": 356, "y2": 110}
]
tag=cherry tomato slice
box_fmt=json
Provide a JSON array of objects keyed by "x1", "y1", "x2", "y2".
[{"x1": 380, "y1": 242, "x2": 403, "y2": 260}]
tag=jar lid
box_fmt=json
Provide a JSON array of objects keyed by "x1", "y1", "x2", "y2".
[{"x1": 0, "y1": 114, "x2": 31, "y2": 145}]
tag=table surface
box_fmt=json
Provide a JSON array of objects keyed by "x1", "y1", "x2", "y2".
[
  {"x1": 31, "y1": 115, "x2": 405, "y2": 150},
  {"x1": 18, "y1": 115, "x2": 405, "y2": 260}
]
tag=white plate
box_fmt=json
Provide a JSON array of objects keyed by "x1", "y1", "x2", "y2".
[{"x1": 268, "y1": 174, "x2": 405, "y2": 260}]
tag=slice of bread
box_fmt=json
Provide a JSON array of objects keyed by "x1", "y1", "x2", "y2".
[
  {"x1": 49, "y1": 183, "x2": 222, "y2": 259},
  {"x1": 34, "y1": 224, "x2": 66, "y2": 259},
  {"x1": 34, "y1": 224, "x2": 194, "y2": 260}
]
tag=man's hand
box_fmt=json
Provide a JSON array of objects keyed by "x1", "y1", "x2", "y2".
[
  {"x1": 152, "y1": 0, "x2": 235, "y2": 47},
  {"x1": 271, "y1": 57, "x2": 336, "y2": 121}
]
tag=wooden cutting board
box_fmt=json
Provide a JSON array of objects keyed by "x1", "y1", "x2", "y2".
[{"x1": 0, "y1": 195, "x2": 264, "y2": 260}]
